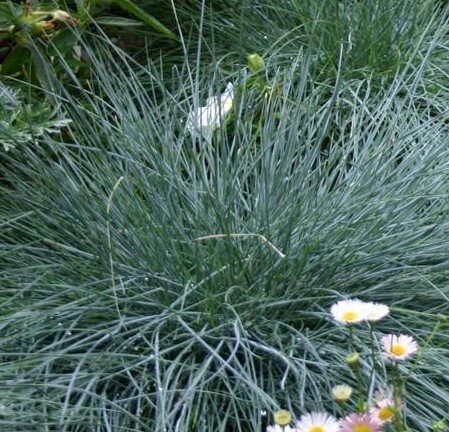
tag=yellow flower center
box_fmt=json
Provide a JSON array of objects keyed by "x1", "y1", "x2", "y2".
[
  {"x1": 353, "y1": 424, "x2": 373, "y2": 432},
  {"x1": 390, "y1": 343, "x2": 407, "y2": 356},
  {"x1": 342, "y1": 311, "x2": 360, "y2": 322},
  {"x1": 378, "y1": 406, "x2": 395, "y2": 421},
  {"x1": 309, "y1": 426, "x2": 326, "y2": 432}
]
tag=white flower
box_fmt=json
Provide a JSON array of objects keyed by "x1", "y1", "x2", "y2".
[
  {"x1": 365, "y1": 302, "x2": 389, "y2": 322},
  {"x1": 187, "y1": 82, "x2": 234, "y2": 142},
  {"x1": 381, "y1": 334, "x2": 419, "y2": 361},
  {"x1": 296, "y1": 411, "x2": 340, "y2": 432},
  {"x1": 330, "y1": 299, "x2": 370, "y2": 325}
]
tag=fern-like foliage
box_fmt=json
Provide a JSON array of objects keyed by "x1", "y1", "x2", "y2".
[{"x1": 0, "y1": 83, "x2": 71, "y2": 151}]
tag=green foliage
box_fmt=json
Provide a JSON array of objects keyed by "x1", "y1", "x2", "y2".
[
  {"x1": 0, "y1": 2, "x2": 81, "y2": 88},
  {"x1": 170, "y1": 0, "x2": 445, "y2": 88},
  {"x1": 73, "y1": 0, "x2": 177, "y2": 39},
  {"x1": 0, "y1": 82, "x2": 70, "y2": 150},
  {"x1": 0, "y1": 0, "x2": 177, "y2": 88}
]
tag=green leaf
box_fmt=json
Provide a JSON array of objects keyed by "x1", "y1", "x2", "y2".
[
  {"x1": 30, "y1": 46, "x2": 56, "y2": 91},
  {"x1": 1, "y1": 45, "x2": 29, "y2": 75},
  {"x1": 94, "y1": 16, "x2": 144, "y2": 27},
  {"x1": 107, "y1": 0, "x2": 178, "y2": 40},
  {"x1": 49, "y1": 28, "x2": 80, "y2": 55},
  {"x1": 0, "y1": 2, "x2": 21, "y2": 24}
]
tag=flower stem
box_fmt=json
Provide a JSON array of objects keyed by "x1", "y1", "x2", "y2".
[
  {"x1": 388, "y1": 362, "x2": 405, "y2": 432},
  {"x1": 348, "y1": 326, "x2": 365, "y2": 412},
  {"x1": 368, "y1": 324, "x2": 377, "y2": 390}
]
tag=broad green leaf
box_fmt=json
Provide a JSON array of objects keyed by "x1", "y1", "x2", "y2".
[
  {"x1": 49, "y1": 28, "x2": 80, "y2": 55},
  {"x1": 30, "y1": 46, "x2": 56, "y2": 91},
  {"x1": 1, "y1": 45, "x2": 29, "y2": 75},
  {"x1": 0, "y1": 2, "x2": 21, "y2": 24}
]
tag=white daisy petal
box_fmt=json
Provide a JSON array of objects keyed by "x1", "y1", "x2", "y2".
[
  {"x1": 296, "y1": 411, "x2": 340, "y2": 432},
  {"x1": 365, "y1": 302, "x2": 389, "y2": 322},
  {"x1": 330, "y1": 299, "x2": 369, "y2": 325}
]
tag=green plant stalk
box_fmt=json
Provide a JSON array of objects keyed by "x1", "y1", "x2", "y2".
[
  {"x1": 368, "y1": 324, "x2": 377, "y2": 390},
  {"x1": 406, "y1": 320, "x2": 441, "y2": 379},
  {"x1": 390, "y1": 363, "x2": 406, "y2": 432},
  {"x1": 348, "y1": 326, "x2": 365, "y2": 412}
]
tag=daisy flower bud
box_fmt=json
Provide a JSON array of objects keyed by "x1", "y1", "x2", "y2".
[
  {"x1": 437, "y1": 314, "x2": 449, "y2": 323},
  {"x1": 273, "y1": 409, "x2": 292, "y2": 426},
  {"x1": 247, "y1": 53, "x2": 265, "y2": 73},
  {"x1": 433, "y1": 420, "x2": 448, "y2": 431},
  {"x1": 332, "y1": 384, "x2": 353, "y2": 403},
  {"x1": 346, "y1": 352, "x2": 360, "y2": 367}
]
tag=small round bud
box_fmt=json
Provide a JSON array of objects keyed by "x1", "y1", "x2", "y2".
[
  {"x1": 273, "y1": 409, "x2": 292, "y2": 426},
  {"x1": 433, "y1": 420, "x2": 448, "y2": 431},
  {"x1": 437, "y1": 314, "x2": 449, "y2": 323},
  {"x1": 346, "y1": 352, "x2": 360, "y2": 367},
  {"x1": 332, "y1": 384, "x2": 353, "y2": 403},
  {"x1": 247, "y1": 53, "x2": 265, "y2": 73}
]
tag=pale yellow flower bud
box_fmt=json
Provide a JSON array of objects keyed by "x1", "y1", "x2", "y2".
[
  {"x1": 346, "y1": 352, "x2": 360, "y2": 367},
  {"x1": 332, "y1": 384, "x2": 353, "y2": 403},
  {"x1": 273, "y1": 409, "x2": 292, "y2": 426}
]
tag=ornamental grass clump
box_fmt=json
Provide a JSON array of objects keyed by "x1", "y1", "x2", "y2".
[{"x1": 2, "y1": 25, "x2": 449, "y2": 429}]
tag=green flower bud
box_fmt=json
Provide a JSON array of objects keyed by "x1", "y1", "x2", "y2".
[
  {"x1": 346, "y1": 352, "x2": 360, "y2": 368},
  {"x1": 437, "y1": 314, "x2": 449, "y2": 323},
  {"x1": 433, "y1": 420, "x2": 448, "y2": 431},
  {"x1": 273, "y1": 409, "x2": 292, "y2": 426},
  {"x1": 247, "y1": 53, "x2": 265, "y2": 73}
]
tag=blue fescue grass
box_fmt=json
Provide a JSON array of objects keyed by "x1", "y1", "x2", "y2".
[{"x1": 1, "y1": 1, "x2": 449, "y2": 430}]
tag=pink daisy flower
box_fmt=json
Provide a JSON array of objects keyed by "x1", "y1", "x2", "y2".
[
  {"x1": 296, "y1": 411, "x2": 340, "y2": 432},
  {"x1": 370, "y1": 400, "x2": 397, "y2": 424},
  {"x1": 381, "y1": 334, "x2": 419, "y2": 361},
  {"x1": 370, "y1": 388, "x2": 402, "y2": 424},
  {"x1": 340, "y1": 413, "x2": 382, "y2": 432}
]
